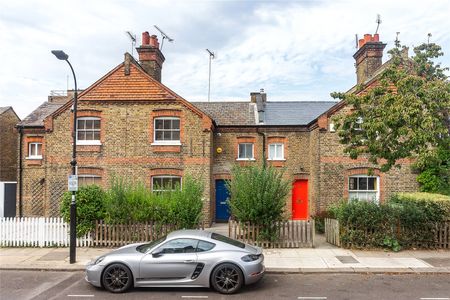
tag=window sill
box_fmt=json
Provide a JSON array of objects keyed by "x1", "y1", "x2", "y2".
[
  {"x1": 76, "y1": 141, "x2": 102, "y2": 146},
  {"x1": 26, "y1": 157, "x2": 43, "y2": 160},
  {"x1": 267, "y1": 158, "x2": 286, "y2": 161},
  {"x1": 151, "y1": 141, "x2": 182, "y2": 146},
  {"x1": 236, "y1": 158, "x2": 256, "y2": 161}
]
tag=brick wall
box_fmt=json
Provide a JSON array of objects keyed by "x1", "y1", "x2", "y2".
[
  {"x1": 20, "y1": 101, "x2": 214, "y2": 221},
  {"x1": 213, "y1": 127, "x2": 312, "y2": 219},
  {"x1": 0, "y1": 109, "x2": 20, "y2": 181}
]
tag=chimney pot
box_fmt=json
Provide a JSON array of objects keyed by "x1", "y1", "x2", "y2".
[
  {"x1": 149, "y1": 35, "x2": 159, "y2": 48},
  {"x1": 373, "y1": 34, "x2": 379, "y2": 42},
  {"x1": 364, "y1": 34, "x2": 371, "y2": 42},
  {"x1": 142, "y1": 32, "x2": 150, "y2": 45},
  {"x1": 136, "y1": 31, "x2": 165, "y2": 82}
]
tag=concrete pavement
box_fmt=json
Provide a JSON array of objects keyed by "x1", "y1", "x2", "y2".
[{"x1": 1, "y1": 246, "x2": 449, "y2": 273}]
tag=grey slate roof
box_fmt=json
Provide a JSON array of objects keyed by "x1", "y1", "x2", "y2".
[
  {"x1": 264, "y1": 101, "x2": 337, "y2": 125},
  {"x1": 192, "y1": 102, "x2": 256, "y2": 126},
  {"x1": 0, "y1": 106, "x2": 12, "y2": 115},
  {"x1": 192, "y1": 101, "x2": 337, "y2": 126},
  {"x1": 19, "y1": 102, "x2": 64, "y2": 127}
]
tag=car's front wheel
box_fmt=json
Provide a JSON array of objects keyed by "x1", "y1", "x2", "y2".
[
  {"x1": 101, "y1": 263, "x2": 133, "y2": 293},
  {"x1": 211, "y1": 263, "x2": 243, "y2": 294}
]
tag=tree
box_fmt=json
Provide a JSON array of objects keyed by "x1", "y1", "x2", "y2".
[{"x1": 331, "y1": 40, "x2": 450, "y2": 174}]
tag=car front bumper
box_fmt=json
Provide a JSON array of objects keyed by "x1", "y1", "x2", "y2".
[{"x1": 85, "y1": 262, "x2": 103, "y2": 288}]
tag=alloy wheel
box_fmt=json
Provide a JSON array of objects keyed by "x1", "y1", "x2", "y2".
[
  {"x1": 102, "y1": 263, "x2": 132, "y2": 293},
  {"x1": 211, "y1": 263, "x2": 243, "y2": 294}
]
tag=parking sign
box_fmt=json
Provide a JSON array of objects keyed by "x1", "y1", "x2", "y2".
[{"x1": 68, "y1": 175, "x2": 78, "y2": 191}]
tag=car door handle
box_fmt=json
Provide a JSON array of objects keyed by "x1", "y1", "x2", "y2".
[{"x1": 184, "y1": 260, "x2": 195, "y2": 263}]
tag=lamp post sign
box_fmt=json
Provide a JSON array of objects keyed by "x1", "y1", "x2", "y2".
[{"x1": 68, "y1": 175, "x2": 78, "y2": 192}]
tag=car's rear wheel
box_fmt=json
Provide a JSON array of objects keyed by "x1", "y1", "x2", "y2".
[
  {"x1": 102, "y1": 263, "x2": 133, "y2": 293},
  {"x1": 211, "y1": 263, "x2": 243, "y2": 294}
]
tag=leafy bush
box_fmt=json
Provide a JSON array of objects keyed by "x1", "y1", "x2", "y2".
[
  {"x1": 104, "y1": 176, "x2": 204, "y2": 228},
  {"x1": 390, "y1": 192, "x2": 450, "y2": 221},
  {"x1": 227, "y1": 165, "x2": 290, "y2": 241},
  {"x1": 60, "y1": 185, "x2": 106, "y2": 237},
  {"x1": 330, "y1": 200, "x2": 398, "y2": 250},
  {"x1": 415, "y1": 147, "x2": 450, "y2": 196},
  {"x1": 329, "y1": 193, "x2": 450, "y2": 251}
]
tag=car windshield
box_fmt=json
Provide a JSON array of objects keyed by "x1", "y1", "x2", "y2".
[
  {"x1": 211, "y1": 233, "x2": 245, "y2": 249},
  {"x1": 136, "y1": 236, "x2": 166, "y2": 253}
]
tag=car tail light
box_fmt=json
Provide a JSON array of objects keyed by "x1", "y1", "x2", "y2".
[{"x1": 241, "y1": 254, "x2": 261, "y2": 262}]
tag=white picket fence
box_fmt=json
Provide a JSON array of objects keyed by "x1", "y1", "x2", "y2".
[{"x1": 0, "y1": 217, "x2": 92, "y2": 247}]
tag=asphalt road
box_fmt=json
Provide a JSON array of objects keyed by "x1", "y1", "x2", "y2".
[{"x1": 0, "y1": 270, "x2": 449, "y2": 300}]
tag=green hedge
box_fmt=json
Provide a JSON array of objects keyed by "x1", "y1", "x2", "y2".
[
  {"x1": 61, "y1": 177, "x2": 204, "y2": 237},
  {"x1": 329, "y1": 192, "x2": 450, "y2": 251},
  {"x1": 60, "y1": 185, "x2": 107, "y2": 237},
  {"x1": 104, "y1": 176, "x2": 204, "y2": 229}
]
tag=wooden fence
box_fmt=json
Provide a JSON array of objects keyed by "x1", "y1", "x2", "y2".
[
  {"x1": 0, "y1": 217, "x2": 91, "y2": 247},
  {"x1": 93, "y1": 220, "x2": 205, "y2": 247},
  {"x1": 324, "y1": 218, "x2": 340, "y2": 247},
  {"x1": 324, "y1": 218, "x2": 450, "y2": 249},
  {"x1": 228, "y1": 219, "x2": 314, "y2": 248}
]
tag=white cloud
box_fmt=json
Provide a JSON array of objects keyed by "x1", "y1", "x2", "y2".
[{"x1": 0, "y1": 0, "x2": 449, "y2": 118}]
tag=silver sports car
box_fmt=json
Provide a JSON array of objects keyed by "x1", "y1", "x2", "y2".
[{"x1": 86, "y1": 229, "x2": 265, "y2": 294}]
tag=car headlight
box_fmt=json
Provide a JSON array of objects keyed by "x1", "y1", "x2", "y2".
[
  {"x1": 241, "y1": 254, "x2": 261, "y2": 262},
  {"x1": 94, "y1": 256, "x2": 105, "y2": 265}
]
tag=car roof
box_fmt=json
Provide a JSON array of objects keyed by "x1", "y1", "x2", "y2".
[{"x1": 167, "y1": 229, "x2": 212, "y2": 240}]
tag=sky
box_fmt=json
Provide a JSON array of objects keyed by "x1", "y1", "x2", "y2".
[{"x1": 0, "y1": 0, "x2": 449, "y2": 119}]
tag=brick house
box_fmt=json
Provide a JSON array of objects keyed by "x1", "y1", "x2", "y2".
[
  {"x1": 17, "y1": 32, "x2": 418, "y2": 221},
  {"x1": 0, "y1": 107, "x2": 20, "y2": 181}
]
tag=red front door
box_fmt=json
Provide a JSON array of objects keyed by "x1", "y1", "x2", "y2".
[{"x1": 292, "y1": 180, "x2": 308, "y2": 220}]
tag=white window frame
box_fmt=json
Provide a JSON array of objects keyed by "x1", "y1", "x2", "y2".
[
  {"x1": 348, "y1": 175, "x2": 380, "y2": 203},
  {"x1": 268, "y1": 143, "x2": 285, "y2": 161},
  {"x1": 76, "y1": 117, "x2": 101, "y2": 145},
  {"x1": 27, "y1": 142, "x2": 42, "y2": 159},
  {"x1": 152, "y1": 176, "x2": 182, "y2": 192},
  {"x1": 237, "y1": 143, "x2": 255, "y2": 161},
  {"x1": 152, "y1": 117, "x2": 181, "y2": 146},
  {"x1": 78, "y1": 175, "x2": 102, "y2": 186}
]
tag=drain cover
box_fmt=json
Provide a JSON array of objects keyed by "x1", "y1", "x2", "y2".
[{"x1": 336, "y1": 256, "x2": 359, "y2": 264}]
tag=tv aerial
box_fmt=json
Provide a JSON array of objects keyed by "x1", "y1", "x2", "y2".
[
  {"x1": 206, "y1": 49, "x2": 215, "y2": 102},
  {"x1": 154, "y1": 25, "x2": 174, "y2": 50},
  {"x1": 126, "y1": 31, "x2": 136, "y2": 56},
  {"x1": 375, "y1": 14, "x2": 382, "y2": 35}
]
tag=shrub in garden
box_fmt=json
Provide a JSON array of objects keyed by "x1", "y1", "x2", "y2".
[
  {"x1": 60, "y1": 185, "x2": 106, "y2": 237},
  {"x1": 103, "y1": 176, "x2": 204, "y2": 228},
  {"x1": 329, "y1": 200, "x2": 397, "y2": 250},
  {"x1": 227, "y1": 164, "x2": 290, "y2": 241},
  {"x1": 329, "y1": 192, "x2": 450, "y2": 251}
]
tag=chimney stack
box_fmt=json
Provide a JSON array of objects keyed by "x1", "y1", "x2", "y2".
[
  {"x1": 250, "y1": 89, "x2": 267, "y2": 124},
  {"x1": 136, "y1": 32, "x2": 165, "y2": 82},
  {"x1": 353, "y1": 33, "x2": 386, "y2": 85}
]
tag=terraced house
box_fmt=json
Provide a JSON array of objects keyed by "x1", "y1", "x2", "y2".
[{"x1": 17, "y1": 32, "x2": 418, "y2": 223}]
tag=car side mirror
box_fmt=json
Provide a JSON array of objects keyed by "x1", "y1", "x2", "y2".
[{"x1": 152, "y1": 249, "x2": 163, "y2": 258}]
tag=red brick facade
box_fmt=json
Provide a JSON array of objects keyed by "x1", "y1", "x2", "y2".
[{"x1": 17, "y1": 33, "x2": 419, "y2": 221}]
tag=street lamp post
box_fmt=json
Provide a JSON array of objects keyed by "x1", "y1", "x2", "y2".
[{"x1": 51, "y1": 50, "x2": 78, "y2": 264}]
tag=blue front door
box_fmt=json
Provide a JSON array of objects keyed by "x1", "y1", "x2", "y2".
[{"x1": 215, "y1": 179, "x2": 230, "y2": 221}]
